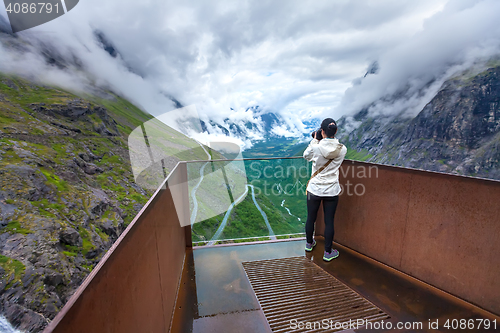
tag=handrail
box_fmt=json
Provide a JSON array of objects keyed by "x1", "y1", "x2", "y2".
[
  {"x1": 328, "y1": 159, "x2": 500, "y2": 315},
  {"x1": 42, "y1": 156, "x2": 500, "y2": 333},
  {"x1": 44, "y1": 162, "x2": 190, "y2": 333},
  {"x1": 186, "y1": 156, "x2": 500, "y2": 184}
]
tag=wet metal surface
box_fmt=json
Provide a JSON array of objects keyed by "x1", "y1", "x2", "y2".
[
  {"x1": 309, "y1": 239, "x2": 500, "y2": 332},
  {"x1": 172, "y1": 241, "x2": 305, "y2": 333},
  {"x1": 242, "y1": 257, "x2": 389, "y2": 332},
  {"x1": 192, "y1": 310, "x2": 271, "y2": 333},
  {"x1": 193, "y1": 240, "x2": 305, "y2": 318},
  {"x1": 173, "y1": 239, "x2": 500, "y2": 333}
]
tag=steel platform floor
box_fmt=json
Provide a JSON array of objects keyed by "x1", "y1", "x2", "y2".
[{"x1": 171, "y1": 239, "x2": 500, "y2": 333}]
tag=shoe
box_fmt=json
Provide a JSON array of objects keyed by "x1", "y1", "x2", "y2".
[
  {"x1": 323, "y1": 249, "x2": 339, "y2": 261},
  {"x1": 305, "y1": 240, "x2": 316, "y2": 252}
]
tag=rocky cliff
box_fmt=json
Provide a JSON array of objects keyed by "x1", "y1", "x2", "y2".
[
  {"x1": 0, "y1": 74, "x2": 211, "y2": 332},
  {"x1": 339, "y1": 64, "x2": 500, "y2": 180}
]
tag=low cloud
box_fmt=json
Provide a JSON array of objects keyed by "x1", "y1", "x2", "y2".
[
  {"x1": 338, "y1": 0, "x2": 500, "y2": 119},
  {"x1": 1, "y1": 0, "x2": 498, "y2": 140}
]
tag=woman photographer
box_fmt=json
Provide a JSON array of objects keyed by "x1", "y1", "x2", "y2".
[{"x1": 303, "y1": 118, "x2": 347, "y2": 261}]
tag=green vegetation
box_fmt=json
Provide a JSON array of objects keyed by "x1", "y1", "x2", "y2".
[
  {"x1": 345, "y1": 147, "x2": 373, "y2": 161},
  {"x1": 194, "y1": 236, "x2": 274, "y2": 246},
  {"x1": 101, "y1": 154, "x2": 121, "y2": 164},
  {"x1": 192, "y1": 216, "x2": 220, "y2": 241},
  {"x1": 94, "y1": 227, "x2": 109, "y2": 242},
  {"x1": 0, "y1": 111, "x2": 16, "y2": 125},
  {"x1": 40, "y1": 168, "x2": 69, "y2": 192},
  {"x1": 3, "y1": 221, "x2": 33, "y2": 235},
  {"x1": 78, "y1": 227, "x2": 96, "y2": 255},
  {"x1": 192, "y1": 158, "x2": 310, "y2": 242},
  {"x1": 31, "y1": 128, "x2": 44, "y2": 135},
  {"x1": 31, "y1": 199, "x2": 64, "y2": 212},
  {"x1": 276, "y1": 234, "x2": 304, "y2": 240},
  {"x1": 91, "y1": 95, "x2": 153, "y2": 136},
  {"x1": 0, "y1": 72, "x2": 228, "y2": 328},
  {"x1": 2, "y1": 73, "x2": 314, "y2": 274},
  {"x1": 243, "y1": 137, "x2": 308, "y2": 158},
  {"x1": 51, "y1": 143, "x2": 69, "y2": 162},
  {"x1": 486, "y1": 58, "x2": 500, "y2": 69},
  {"x1": 0, "y1": 76, "x2": 71, "y2": 107},
  {"x1": 220, "y1": 197, "x2": 269, "y2": 239},
  {"x1": 101, "y1": 210, "x2": 112, "y2": 219},
  {"x1": 81, "y1": 264, "x2": 94, "y2": 271},
  {"x1": 455, "y1": 62, "x2": 500, "y2": 86},
  {"x1": 63, "y1": 251, "x2": 77, "y2": 257},
  {"x1": 63, "y1": 244, "x2": 79, "y2": 253},
  {"x1": 259, "y1": 195, "x2": 304, "y2": 235},
  {"x1": 246, "y1": 158, "x2": 309, "y2": 223},
  {"x1": 0, "y1": 255, "x2": 26, "y2": 289}
]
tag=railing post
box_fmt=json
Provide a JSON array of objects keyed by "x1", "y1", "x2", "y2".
[{"x1": 178, "y1": 162, "x2": 193, "y2": 247}]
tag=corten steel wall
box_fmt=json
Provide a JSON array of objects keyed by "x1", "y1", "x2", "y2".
[
  {"x1": 44, "y1": 163, "x2": 190, "y2": 333},
  {"x1": 320, "y1": 160, "x2": 500, "y2": 315}
]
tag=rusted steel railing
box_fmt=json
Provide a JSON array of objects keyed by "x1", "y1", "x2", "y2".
[
  {"x1": 315, "y1": 160, "x2": 500, "y2": 315},
  {"x1": 44, "y1": 162, "x2": 191, "y2": 333},
  {"x1": 43, "y1": 158, "x2": 500, "y2": 333}
]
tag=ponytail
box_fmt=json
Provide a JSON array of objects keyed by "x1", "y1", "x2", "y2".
[{"x1": 321, "y1": 118, "x2": 337, "y2": 138}]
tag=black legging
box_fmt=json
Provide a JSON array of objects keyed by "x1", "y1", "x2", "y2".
[{"x1": 305, "y1": 192, "x2": 339, "y2": 253}]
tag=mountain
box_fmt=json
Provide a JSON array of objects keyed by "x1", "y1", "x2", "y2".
[
  {"x1": 337, "y1": 63, "x2": 500, "y2": 180},
  {"x1": 0, "y1": 74, "x2": 215, "y2": 332},
  {"x1": 199, "y1": 107, "x2": 312, "y2": 158},
  {"x1": 200, "y1": 107, "x2": 281, "y2": 140}
]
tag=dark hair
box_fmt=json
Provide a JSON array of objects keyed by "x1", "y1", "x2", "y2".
[{"x1": 321, "y1": 118, "x2": 337, "y2": 138}]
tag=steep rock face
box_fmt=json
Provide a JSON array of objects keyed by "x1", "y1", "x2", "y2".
[
  {"x1": 0, "y1": 77, "x2": 151, "y2": 332},
  {"x1": 0, "y1": 74, "x2": 217, "y2": 332},
  {"x1": 340, "y1": 66, "x2": 500, "y2": 180},
  {"x1": 0, "y1": 74, "x2": 219, "y2": 333},
  {"x1": 404, "y1": 67, "x2": 500, "y2": 149},
  {"x1": 30, "y1": 101, "x2": 120, "y2": 137}
]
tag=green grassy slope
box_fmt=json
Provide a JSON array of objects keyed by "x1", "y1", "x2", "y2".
[
  {"x1": 0, "y1": 73, "x2": 216, "y2": 330},
  {"x1": 191, "y1": 158, "x2": 310, "y2": 244}
]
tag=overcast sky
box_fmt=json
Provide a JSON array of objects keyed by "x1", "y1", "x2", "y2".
[{"x1": 1, "y1": 0, "x2": 500, "y2": 135}]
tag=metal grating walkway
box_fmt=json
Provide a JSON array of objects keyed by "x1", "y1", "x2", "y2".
[{"x1": 242, "y1": 257, "x2": 390, "y2": 332}]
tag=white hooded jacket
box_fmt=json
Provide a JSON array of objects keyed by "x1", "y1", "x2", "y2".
[{"x1": 303, "y1": 137, "x2": 347, "y2": 197}]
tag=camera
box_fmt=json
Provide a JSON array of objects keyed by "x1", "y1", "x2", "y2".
[{"x1": 311, "y1": 129, "x2": 323, "y2": 140}]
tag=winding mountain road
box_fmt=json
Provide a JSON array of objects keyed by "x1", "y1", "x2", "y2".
[
  {"x1": 207, "y1": 185, "x2": 249, "y2": 245},
  {"x1": 249, "y1": 185, "x2": 276, "y2": 240},
  {"x1": 189, "y1": 143, "x2": 277, "y2": 244},
  {"x1": 190, "y1": 142, "x2": 211, "y2": 225},
  {"x1": 190, "y1": 161, "x2": 210, "y2": 225},
  {"x1": 207, "y1": 184, "x2": 276, "y2": 245}
]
